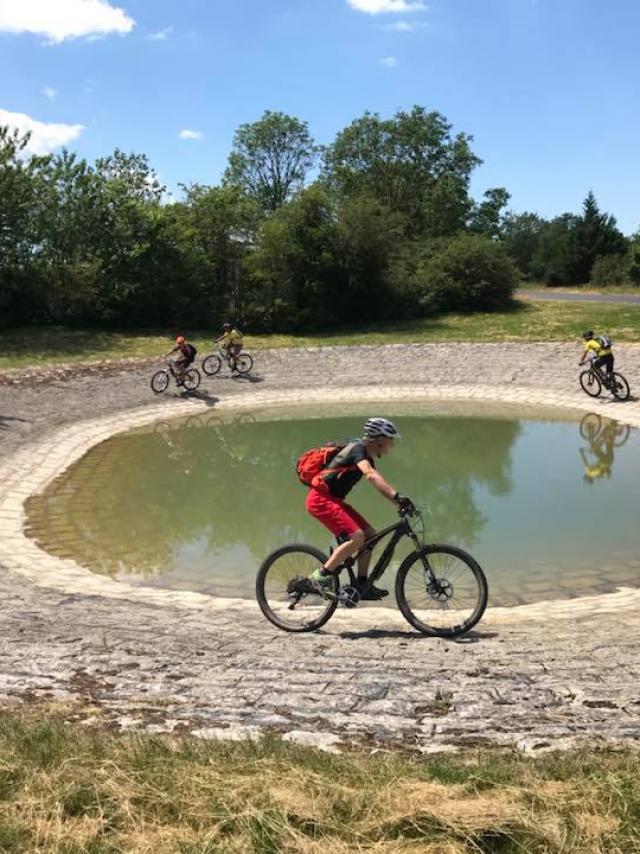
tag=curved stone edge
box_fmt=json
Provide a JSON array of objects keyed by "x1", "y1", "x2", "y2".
[{"x1": 2, "y1": 383, "x2": 640, "y2": 624}]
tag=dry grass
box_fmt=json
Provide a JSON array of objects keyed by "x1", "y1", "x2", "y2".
[
  {"x1": 1, "y1": 709, "x2": 640, "y2": 852},
  {"x1": 2, "y1": 297, "x2": 640, "y2": 370}
]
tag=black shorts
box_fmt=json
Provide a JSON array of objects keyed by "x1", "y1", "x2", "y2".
[
  {"x1": 594, "y1": 354, "x2": 614, "y2": 374},
  {"x1": 175, "y1": 355, "x2": 194, "y2": 369}
]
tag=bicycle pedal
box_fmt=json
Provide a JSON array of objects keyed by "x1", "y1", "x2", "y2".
[{"x1": 338, "y1": 586, "x2": 360, "y2": 608}]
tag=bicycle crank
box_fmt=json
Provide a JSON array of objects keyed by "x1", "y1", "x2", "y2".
[{"x1": 338, "y1": 586, "x2": 361, "y2": 608}]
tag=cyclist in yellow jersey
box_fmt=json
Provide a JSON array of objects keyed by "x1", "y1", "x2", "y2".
[
  {"x1": 579, "y1": 330, "x2": 614, "y2": 379},
  {"x1": 580, "y1": 431, "x2": 614, "y2": 484},
  {"x1": 216, "y1": 322, "x2": 244, "y2": 371}
]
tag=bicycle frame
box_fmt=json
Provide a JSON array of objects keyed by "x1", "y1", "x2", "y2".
[{"x1": 336, "y1": 514, "x2": 425, "y2": 586}]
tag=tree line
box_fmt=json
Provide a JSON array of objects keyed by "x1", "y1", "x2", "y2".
[{"x1": 1, "y1": 107, "x2": 638, "y2": 332}]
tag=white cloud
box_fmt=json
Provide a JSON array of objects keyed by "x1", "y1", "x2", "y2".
[
  {"x1": 146, "y1": 26, "x2": 172, "y2": 41},
  {"x1": 0, "y1": 107, "x2": 84, "y2": 154},
  {"x1": 347, "y1": 0, "x2": 424, "y2": 14},
  {"x1": 380, "y1": 56, "x2": 399, "y2": 67},
  {"x1": 178, "y1": 129, "x2": 203, "y2": 140},
  {"x1": 0, "y1": 0, "x2": 135, "y2": 43},
  {"x1": 42, "y1": 86, "x2": 56, "y2": 99},
  {"x1": 387, "y1": 20, "x2": 415, "y2": 31}
]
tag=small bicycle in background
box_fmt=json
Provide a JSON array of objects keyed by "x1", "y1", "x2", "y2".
[
  {"x1": 579, "y1": 359, "x2": 630, "y2": 401},
  {"x1": 202, "y1": 346, "x2": 254, "y2": 377},
  {"x1": 150, "y1": 361, "x2": 201, "y2": 394},
  {"x1": 256, "y1": 504, "x2": 488, "y2": 637}
]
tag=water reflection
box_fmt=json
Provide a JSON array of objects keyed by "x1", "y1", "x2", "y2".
[
  {"x1": 24, "y1": 408, "x2": 640, "y2": 604},
  {"x1": 579, "y1": 413, "x2": 630, "y2": 485}
]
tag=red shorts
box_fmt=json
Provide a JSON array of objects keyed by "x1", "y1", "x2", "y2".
[{"x1": 305, "y1": 488, "x2": 371, "y2": 539}]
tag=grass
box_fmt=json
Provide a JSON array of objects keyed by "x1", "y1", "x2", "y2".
[
  {"x1": 1, "y1": 299, "x2": 640, "y2": 372},
  {"x1": 0, "y1": 708, "x2": 639, "y2": 852},
  {"x1": 518, "y1": 280, "x2": 640, "y2": 294}
]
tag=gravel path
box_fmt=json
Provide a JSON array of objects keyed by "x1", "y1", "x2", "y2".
[{"x1": 1, "y1": 343, "x2": 640, "y2": 754}]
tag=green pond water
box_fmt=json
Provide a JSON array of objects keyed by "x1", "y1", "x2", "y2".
[{"x1": 25, "y1": 402, "x2": 640, "y2": 606}]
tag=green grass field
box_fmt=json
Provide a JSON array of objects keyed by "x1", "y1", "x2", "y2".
[
  {"x1": 1, "y1": 298, "x2": 639, "y2": 371},
  {"x1": 0, "y1": 708, "x2": 638, "y2": 853}
]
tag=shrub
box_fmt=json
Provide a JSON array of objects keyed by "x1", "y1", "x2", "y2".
[
  {"x1": 412, "y1": 234, "x2": 518, "y2": 312},
  {"x1": 590, "y1": 254, "x2": 630, "y2": 288}
]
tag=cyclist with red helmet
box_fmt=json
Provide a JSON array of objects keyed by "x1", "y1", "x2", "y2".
[
  {"x1": 307, "y1": 417, "x2": 414, "y2": 600},
  {"x1": 164, "y1": 336, "x2": 197, "y2": 385}
]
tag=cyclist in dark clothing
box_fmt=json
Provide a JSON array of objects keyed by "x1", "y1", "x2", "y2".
[
  {"x1": 307, "y1": 417, "x2": 414, "y2": 600},
  {"x1": 164, "y1": 336, "x2": 197, "y2": 385}
]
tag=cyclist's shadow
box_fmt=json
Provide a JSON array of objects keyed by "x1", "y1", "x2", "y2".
[{"x1": 336, "y1": 627, "x2": 498, "y2": 643}]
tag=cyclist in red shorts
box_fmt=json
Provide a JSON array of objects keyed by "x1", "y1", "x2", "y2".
[{"x1": 307, "y1": 417, "x2": 414, "y2": 600}]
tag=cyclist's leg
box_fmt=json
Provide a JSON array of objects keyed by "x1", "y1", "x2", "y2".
[
  {"x1": 305, "y1": 490, "x2": 364, "y2": 573},
  {"x1": 593, "y1": 355, "x2": 609, "y2": 384}
]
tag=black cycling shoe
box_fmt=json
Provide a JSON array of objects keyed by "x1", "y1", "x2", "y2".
[{"x1": 355, "y1": 580, "x2": 389, "y2": 601}]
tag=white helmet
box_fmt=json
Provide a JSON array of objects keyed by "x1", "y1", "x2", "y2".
[{"x1": 363, "y1": 417, "x2": 401, "y2": 440}]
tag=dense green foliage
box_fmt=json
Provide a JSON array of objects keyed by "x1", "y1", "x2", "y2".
[{"x1": 1, "y1": 108, "x2": 635, "y2": 332}]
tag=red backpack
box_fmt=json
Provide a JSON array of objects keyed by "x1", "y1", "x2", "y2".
[{"x1": 296, "y1": 442, "x2": 356, "y2": 488}]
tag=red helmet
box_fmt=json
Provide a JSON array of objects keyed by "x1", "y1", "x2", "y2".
[{"x1": 176, "y1": 335, "x2": 186, "y2": 344}]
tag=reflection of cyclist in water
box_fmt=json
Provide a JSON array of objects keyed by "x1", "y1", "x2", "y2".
[{"x1": 579, "y1": 416, "x2": 628, "y2": 484}]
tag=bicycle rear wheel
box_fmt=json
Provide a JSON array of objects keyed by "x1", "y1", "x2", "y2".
[
  {"x1": 235, "y1": 353, "x2": 253, "y2": 374},
  {"x1": 395, "y1": 545, "x2": 488, "y2": 638},
  {"x1": 151, "y1": 370, "x2": 169, "y2": 394},
  {"x1": 183, "y1": 368, "x2": 201, "y2": 391},
  {"x1": 202, "y1": 354, "x2": 222, "y2": 376},
  {"x1": 580, "y1": 370, "x2": 601, "y2": 398},
  {"x1": 611, "y1": 372, "x2": 630, "y2": 401},
  {"x1": 256, "y1": 544, "x2": 338, "y2": 632}
]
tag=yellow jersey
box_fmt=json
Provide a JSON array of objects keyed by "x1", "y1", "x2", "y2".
[
  {"x1": 585, "y1": 338, "x2": 612, "y2": 358},
  {"x1": 220, "y1": 329, "x2": 243, "y2": 347}
]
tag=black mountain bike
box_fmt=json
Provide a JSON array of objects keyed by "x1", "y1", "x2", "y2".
[
  {"x1": 150, "y1": 361, "x2": 201, "y2": 394},
  {"x1": 256, "y1": 506, "x2": 488, "y2": 637},
  {"x1": 202, "y1": 346, "x2": 253, "y2": 376},
  {"x1": 579, "y1": 359, "x2": 630, "y2": 401}
]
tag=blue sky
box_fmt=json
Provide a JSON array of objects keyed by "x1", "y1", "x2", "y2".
[{"x1": 1, "y1": 0, "x2": 639, "y2": 233}]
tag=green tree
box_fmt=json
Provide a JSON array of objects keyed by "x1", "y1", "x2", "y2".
[
  {"x1": 323, "y1": 106, "x2": 481, "y2": 237},
  {"x1": 469, "y1": 188, "x2": 511, "y2": 239},
  {"x1": 244, "y1": 185, "x2": 342, "y2": 330},
  {"x1": 224, "y1": 111, "x2": 319, "y2": 214},
  {"x1": 571, "y1": 191, "x2": 627, "y2": 283},
  {"x1": 337, "y1": 193, "x2": 407, "y2": 318},
  {"x1": 412, "y1": 234, "x2": 517, "y2": 312},
  {"x1": 0, "y1": 126, "x2": 50, "y2": 324},
  {"x1": 501, "y1": 211, "x2": 546, "y2": 279},
  {"x1": 531, "y1": 214, "x2": 582, "y2": 285},
  {"x1": 169, "y1": 184, "x2": 260, "y2": 325}
]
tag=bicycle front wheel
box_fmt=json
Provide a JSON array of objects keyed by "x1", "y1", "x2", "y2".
[
  {"x1": 183, "y1": 368, "x2": 201, "y2": 391},
  {"x1": 611, "y1": 372, "x2": 630, "y2": 401},
  {"x1": 395, "y1": 545, "x2": 488, "y2": 638},
  {"x1": 256, "y1": 544, "x2": 338, "y2": 633},
  {"x1": 151, "y1": 370, "x2": 169, "y2": 394},
  {"x1": 579, "y1": 413, "x2": 601, "y2": 442},
  {"x1": 235, "y1": 353, "x2": 253, "y2": 374},
  {"x1": 202, "y1": 354, "x2": 222, "y2": 376},
  {"x1": 580, "y1": 370, "x2": 601, "y2": 398}
]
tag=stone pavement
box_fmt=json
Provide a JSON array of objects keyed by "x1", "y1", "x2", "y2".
[{"x1": 1, "y1": 343, "x2": 640, "y2": 753}]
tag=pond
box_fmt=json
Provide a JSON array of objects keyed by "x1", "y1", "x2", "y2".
[{"x1": 25, "y1": 402, "x2": 640, "y2": 607}]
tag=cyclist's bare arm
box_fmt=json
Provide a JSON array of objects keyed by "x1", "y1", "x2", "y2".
[{"x1": 357, "y1": 459, "x2": 397, "y2": 503}]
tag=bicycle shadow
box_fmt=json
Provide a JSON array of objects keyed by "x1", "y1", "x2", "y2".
[
  {"x1": 0, "y1": 414, "x2": 31, "y2": 431},
  {"x1": 182, "y1": 390, "x2": 219, "y2": 407},
  {"x1": 231, "y1": 372, "x2": 264, "y2": 385},
  {"x1": 337, "y1": 627, "x2": 498, "y2": 643}
]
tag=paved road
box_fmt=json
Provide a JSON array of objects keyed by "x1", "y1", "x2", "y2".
[{"x1": 523, "y1": 289, "x2": 640, "y2": 304}]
